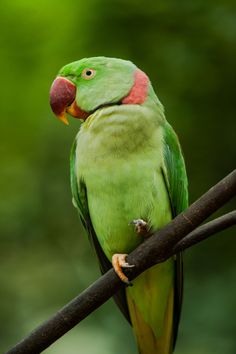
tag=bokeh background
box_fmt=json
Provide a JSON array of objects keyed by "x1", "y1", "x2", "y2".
[{"x1": 1, "y1": 1, "x2": 236, "y2": 353}]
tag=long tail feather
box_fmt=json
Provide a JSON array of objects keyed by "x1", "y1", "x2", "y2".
[{"x1": 126, "y1": 260, "x2": 174, "y2": 354}]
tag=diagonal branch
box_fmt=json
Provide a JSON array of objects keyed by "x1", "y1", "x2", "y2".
[
  {"x1": 174, "y1": 210, "x2": 236, "y2": 252},
  {"x1": 5, "y1": 170, "x2": 236, "y2": 354}
]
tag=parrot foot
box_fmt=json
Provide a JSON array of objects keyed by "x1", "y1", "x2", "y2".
[
  {"x1": 130, "y1": 219, "x2": 149, "y2": 236},
  {"x1": 112, "y1": 253, "x2": 134, "y2": 285}
]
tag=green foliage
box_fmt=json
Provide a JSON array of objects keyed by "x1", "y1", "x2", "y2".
[{"x1": 0, "y1": 1, "x2": 235, "y2": 353}]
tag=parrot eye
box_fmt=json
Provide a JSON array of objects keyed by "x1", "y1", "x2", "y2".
[{"x1": 81, "y1": 68, "x2": 96, "y2": 79}]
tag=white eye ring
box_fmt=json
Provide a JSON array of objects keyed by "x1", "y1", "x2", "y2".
[{"x1": 81, "y1": 68, "x2": 96, "y2": 79}]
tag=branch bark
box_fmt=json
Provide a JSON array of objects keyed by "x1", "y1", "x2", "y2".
[
  {"x1": 5, "y1": 170, "x2": 236, "y2": 354},
  {"x1": 174, "y1": 210, "x2": 236, "y2": 252}
]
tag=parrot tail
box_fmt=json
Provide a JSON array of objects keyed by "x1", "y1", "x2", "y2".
[{"x1": 126, "y1": 261, "x2": 175, "y2": 354}]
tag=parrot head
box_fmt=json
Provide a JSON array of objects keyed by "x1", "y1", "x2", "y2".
[{"x1": 50, "y1": 57, "x2": 149, "y2": 125}]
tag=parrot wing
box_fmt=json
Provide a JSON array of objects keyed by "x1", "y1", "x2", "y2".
[
  {"x1": 162, "y1": 122, "x2": 188, "y2": 216},
  {"x1": 70, "y1": 139, "x2": 131, "y2": 323},
  {"x1": 162, "y1": 121, "x2": 188, "y2": 347}
]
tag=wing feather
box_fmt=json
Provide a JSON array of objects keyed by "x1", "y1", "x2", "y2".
[
  {"x1": 70, "y1": 139, "x2": 131, "y2": 323},
  {"x1": 162, "y1": 121, "x2": 188, "y2": 347}
]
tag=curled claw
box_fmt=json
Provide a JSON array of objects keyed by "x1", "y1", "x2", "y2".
[
  {"x1": 130, "y1": 219, "x2": 149, "y2": 236},
  {"x1": 112, "y1": 253, "x2": 134, "y2": 285}
]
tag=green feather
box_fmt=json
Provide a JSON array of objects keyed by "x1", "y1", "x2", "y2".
[{"x1": 162, "y1": 121, "x2": 188, "y2": 216}]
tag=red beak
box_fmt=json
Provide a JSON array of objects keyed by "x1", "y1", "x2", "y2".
[{"x1": 49, "y1": 77, "x2": 76, "y2": 125}]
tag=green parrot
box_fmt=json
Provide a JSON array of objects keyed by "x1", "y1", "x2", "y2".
[{"x1": 50, "y1": 57, "x2": 188, "y2": 354}]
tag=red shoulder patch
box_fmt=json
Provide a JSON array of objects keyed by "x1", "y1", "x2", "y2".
[{"x1": 122, "y1": 69, "x2": 149, "y2": 105}]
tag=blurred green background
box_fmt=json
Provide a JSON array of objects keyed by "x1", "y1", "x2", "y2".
[{"x1": 1, "y1": 0, "x2": 236, "y2": 353}]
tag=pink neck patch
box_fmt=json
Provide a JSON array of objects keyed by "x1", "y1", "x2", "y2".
[{"x1": 122, "y1": 69, "x2": 149, "y2": 105}]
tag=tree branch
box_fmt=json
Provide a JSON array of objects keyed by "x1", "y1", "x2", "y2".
[
  {"x1": 174, "y1": 210, "x2": 236, "y2": 252},
  {"x1": 5, "y1": 170, "x2": 236, "y2": 354}
]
